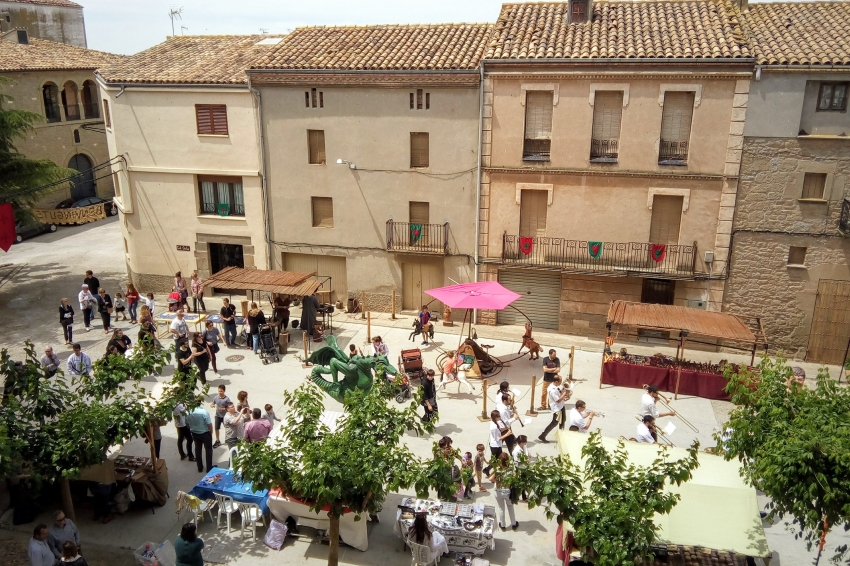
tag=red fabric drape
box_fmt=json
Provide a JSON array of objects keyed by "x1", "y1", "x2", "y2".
[{"x1": 0, "y1": 203, "x2": 15, "y2": 252}]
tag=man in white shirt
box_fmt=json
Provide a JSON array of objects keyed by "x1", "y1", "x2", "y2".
[
  {"x1": 40, "y1": 346, "x2": 61, "y2": 377},
  {"x1": 640, "y1": 386, "x2": 675, "y2": 419},
  {"x1": 568, "y1": 400, "x2": 595, "y2": 433},
  {"x1": 28, "y1": 524, "x2": 56, "y2": 566},
  {"x1": 495, "y1": 393, "x2": 517, "y2": 454},
  {"x1": 538, "y1": 376, "x2": 570, "y2": 443},
  {"x1": 65, "y1": 343, "x2": 91, "y2": 377},
  {"x1": 636, "y1": 415, "x2": 656, "y2": 443},
  {"x1": 78, "y1": 284, "x2": 96, "y2": 332},
  {"x1": 169, "y1": 310, "x2": 189, "y2": 342}
]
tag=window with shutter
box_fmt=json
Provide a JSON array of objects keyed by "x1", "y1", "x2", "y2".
[
  {"x1": 649, "y1": 195, "x2": 683, "y2": 245},
  {"x1": 311, "y1": 197, "x2": 334, "y2": 228},
  {"x1": 590, "y1": 91, "x2": 623, "y2": 161},
  {"x1": 658, "y1": 92, "x2": 694, "y2": 163},
  {"x1": 195, "y1": 104, "x2": 228, "y2": 135},
  {"x1": 523, "y1": 91, "x2": 553, "y2": 161},
  {"x1": 409, "y1": 201, "x2": 429, "y2": 224},
  {"x1": 801, "y1": 173, "x2": 827, "y2": 200},
  {"x1": 410, "y1": 132, "x2": 429, "y2": 168},
  {"x1": 519, "y1": 190, "x2": 548, "y2": 238},
  {"x1": 102, "y1": 99, "x2": 111, "y2": 129},
  {"x1": 308, "y1": 130, "x2": 326, "y2": 164},
  {"x1": 197, "y1": 175, "x2": 245, "y2": 216}
]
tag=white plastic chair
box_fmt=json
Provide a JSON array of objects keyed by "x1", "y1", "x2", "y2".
[
  {"x1": 215, "y1": 493, "x2": 239, "y2": 533},
  {"x1": 193, "y1": 498, "x2": 217, "y2": 525},
  {"x1": 408, "y1": 540, "x2": 439, "y2": 566},
  {"x1": 229, "y1": 446, "x2": 239, "y2": 470},
  {"x1": 237, "y1": 501, "x2": 266, "y2": 540}
]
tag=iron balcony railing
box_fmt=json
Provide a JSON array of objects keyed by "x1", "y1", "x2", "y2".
[
  {"x1": 45, "y1": 103, "x2": 62, "y2": 123},
  {"x1": 64, "y1": 104, "x2": 81, "y2": 121},
  {"x1": 522, "y1": 139, "x2": 551, "y2": 161},
  {"x1": 840, "y1": 198, "x2": 850, "y2": 235},
  {"x1": 83, "y1": 102, "x2": 99, "y2": 120},
  {"x1": 658, "y1": 140, "x2": 689, "y2": 163},
  {"x1": 502, "y1": 234, "x2": 697, "y2": 278},
  {"x1": 386, "y1": 220, "x2": 449, "y2": 255},
  {"x1": 590, "y1": 138, "x2": 619, "y2": 161}
]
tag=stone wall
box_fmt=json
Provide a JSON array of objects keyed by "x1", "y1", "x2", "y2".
[
  {"x1": 724, "y1": 137, "x2": 850, "y2": 358},
  {"x1": 194, "y1": 233, "x2": 255, "y2": 280},
  {"x1": 125, "y1": 263, "x2": 174, "y2": 295}
]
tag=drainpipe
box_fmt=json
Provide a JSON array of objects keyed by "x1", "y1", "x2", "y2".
[
  {"x1": 473, "y1": 61, "x2": 484, "y2": 325},
  {"x1": 248, "y1": 74, "x2": 272, "y2": 271}
]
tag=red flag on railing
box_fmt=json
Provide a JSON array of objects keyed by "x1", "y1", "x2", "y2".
[
  {"x1": 519, "y1": 237, "x2": 533, "y2": 255},
  {"x1": 0, "y1": 203, "x2": 15, "y2": 252},
  {"x1": 650, "y1": 244, "x2": 666, "y2": 263}
]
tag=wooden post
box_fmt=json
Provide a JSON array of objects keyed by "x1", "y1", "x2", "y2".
[
  {"x1": 674, "y1": 335, "x2": 686, "y2": 400},
  {"x1": 146, "y1": 422, "x2": 157, "y2": 466},
  {"x1": 569, "y1": 346, "x2": 575, "y2": 380},
  {"x1": 360, "y1": 291, "x2": 366, "y2": 319},
  {"x1": 391, "y1": 289, "x2": 397, "y2": 320},
  {"x1": 478, "y1": 380, "x2": 490, "y2": 422},
  {"x1": 302, "y1": 331, "x2": 308, "y2": 360},
  {"x1": 526, "y1": 375, "x2": 538, "y2": 416},
  {"x1": 367, "y1": 311, "x2": 371, "y2": 342}
]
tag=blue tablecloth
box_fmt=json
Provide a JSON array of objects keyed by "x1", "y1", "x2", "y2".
[
  {"x1": 188, "y1": 467, "x2": 270, "y2": 514},
  {"x1": 206, "y1": 314, "x2": 246, "y2": 325}
]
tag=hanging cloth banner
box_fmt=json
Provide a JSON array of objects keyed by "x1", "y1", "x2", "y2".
[
  {"x1": 650, "y1": 244, "x2": 667, "y2": 263},
  {"x1": 519, "y1": 237, "x2": 534, "y2": 255},
  {"x1": 588, "y1": 241, "x2": 603, "y2": 259},
  {"x1": 0, "y1": 203, "x2": 14, "y2": 252},
  {"x1": 410, "y1": 223, "x2": 423, "y2": 243}
]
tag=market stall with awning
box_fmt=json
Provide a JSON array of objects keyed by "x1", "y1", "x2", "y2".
[
  {"x1": 557, "y1": 431, "x2": 771, "y2": 564},
  {"x1": 204, "y1": 266, "x2": 332, "y2": 302},
  {"x1": 601, "y1": 301, "x2": 768, "y2": 400}
]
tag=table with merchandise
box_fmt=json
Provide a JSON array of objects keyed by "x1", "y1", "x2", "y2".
[{"x1": 394, "y1": 497, "x2": 496, "y2": 556}]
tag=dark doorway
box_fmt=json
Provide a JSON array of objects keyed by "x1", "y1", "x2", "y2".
[
  {"x1": 641, "y1": 278, "x2": 675, "y2": 305},
  {"x1": 209, "y1": 243, "x2": 244, "y2": 276},
  {"x1": 639, "y1": 279, "x2": 675, "y2": 342},
  {"x1": 68, "y1": 154, "x2": 95, "y2": 200}
]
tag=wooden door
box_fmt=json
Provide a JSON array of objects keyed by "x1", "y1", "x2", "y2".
[
  {"x1": 806, "y1": 279, "x2": 850, "y2": 364},
  {"x1": 402, "y1": 262, "x2": 443, "y2": 313},
  {"x1": 519, "y1": 190, "x2": 548, "y2": 238},
  {"x1": 649, "y1": 195, "x2": 683, "y2": 244}
]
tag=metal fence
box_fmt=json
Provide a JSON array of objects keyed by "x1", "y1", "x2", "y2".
[
  {"x1": 386, "y1": 221, "x2": 448, "y2": 255},
  {"x1": 659, "y1": 140, "x2": 689, "y2": 162},
  {"x1": 83, "y1": 102, "x2": 100, "y2": 120},
  {"x1": 590, "y1": 138, "x2": 619, "y2": 160},
  {"x1": 502, "y1": 234, "x2": 697, "y2": 278}
]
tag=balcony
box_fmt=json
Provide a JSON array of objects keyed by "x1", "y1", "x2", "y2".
[
  {"x1": 501, "y1": 234, "x2": 697, "y2": 279},
  {"x1": 386, "y1": 220, "x2": 448, "y2": 255},
  {"x1": 658, "y1": 140, "x2": 688, "y2": 165},
  {"x1": 83, "y1": 102, "x2": 99, "y2": 120},
  {"x1": 45, "y1": 103, "x2": 62, "y2": 123},
  {"x1": 590, "y1": 138, "x2": 619, "y2": 162},
  {"x1": 522, "y1": 139, "x2": 551, "y2": 162},
  {"x1": 64, "y1": 104, "x2": 80, "y2": 121},
  {"x1": 840, "y1": 198, "x2": 850, "y2": 235}
]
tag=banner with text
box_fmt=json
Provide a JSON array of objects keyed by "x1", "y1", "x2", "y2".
[{"x1": 33, "y1": 204, "x2": 107, "y2": 225}]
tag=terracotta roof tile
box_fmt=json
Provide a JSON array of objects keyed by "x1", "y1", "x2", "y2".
[
  {"x1": 2, "y1": 0, "x2": 82, "y2": 7},
  {"x1": 0, "y1": 37, "x2": 122, "y2": 73},
  {"x1": 743, "y1": 2, "x2": 850, "y2": 66},
  {"x1": 97, "y1": 35, "x2": 284, "y2": 85},
  {"x1": 254, "y1": 24, "x2": 494, "y2": 70},
  {"x1": 486, "y1": 0, "x2": 751, "y2": 60}
]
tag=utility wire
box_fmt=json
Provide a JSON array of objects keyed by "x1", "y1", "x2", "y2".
[{"x1": 1, "y1": 155, "x2": 125, "y2": 201}]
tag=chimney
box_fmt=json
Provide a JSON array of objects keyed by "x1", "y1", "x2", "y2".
[
  {"x1": 568, "y1": 0, "x2": 591, "y2": 24},
  {"x1": 738, "y1": 0, "x2": 749, "y2": 12}
]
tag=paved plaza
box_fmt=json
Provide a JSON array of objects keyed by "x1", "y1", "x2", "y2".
[{"x1": 0, "y1": 220, "x2": 847, "y2": 565}]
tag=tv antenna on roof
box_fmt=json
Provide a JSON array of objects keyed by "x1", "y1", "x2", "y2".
[
  {"x1": 181, "y1": 25, "x2": 188, "y2": 35},
  {"x1": 259, "y1": 27, "x2": 268, "y2": 34},
  {"x1": 168, "y1": 7, "x2": 184, "y2": 36}
]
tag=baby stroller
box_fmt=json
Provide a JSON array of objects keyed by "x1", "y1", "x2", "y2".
[
  {"x1": 394, "y1": 348, "x2": 424, "y2": 403},
  {"x1": 257, "y1": 324, "x2": 280, "y2": 364},
  {"x1": 167, "y1": 291, "x2": 182, "y2": 312}
]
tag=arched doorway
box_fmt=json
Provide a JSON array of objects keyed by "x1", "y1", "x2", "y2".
[
  {"x1": 82, "y1": 80, "x2": 99, "y2": 119},
  {"x1": 61, "y1": 81, "x2": 80, "y2": 121},
  {"x1": 42, "y1": 83, "x2": 61, "y2": 123},
  {"x1": 68, "y1": 154, "x2": 95, "y2": 200}
]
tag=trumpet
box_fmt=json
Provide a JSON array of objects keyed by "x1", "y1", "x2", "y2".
[
  {"x1": 641, "y1": 384, "x2": 699, "y2": 433},
  {"x1": 589, "y1": 410, "x2": 606, "y2": 418}
]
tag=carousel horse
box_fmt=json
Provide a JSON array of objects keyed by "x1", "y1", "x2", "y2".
[{"x1": 518, "y1": 322, "x2": 542, "y2": 360}]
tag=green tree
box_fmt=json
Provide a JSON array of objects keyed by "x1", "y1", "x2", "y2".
[
  {"x1": 721, "y1": 358, "x2": 850, "y2": 563},
  {"x1": 236, "y1": 383, "x2": 454, "y2": 566},
  {"x1": 511, "y1": 432, "x2": 700, "y2": 566},
  {"x1": 0, "y1": 78, "x2": 71, "y2": 223}
]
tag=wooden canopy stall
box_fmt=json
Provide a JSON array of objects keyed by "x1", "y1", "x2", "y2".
[
  {"x1": 601, "y1": 301, "x2": 768, "y2": 401},
  {"x1": 204, "y1": 266, "x2": 333, "y2": 304}
]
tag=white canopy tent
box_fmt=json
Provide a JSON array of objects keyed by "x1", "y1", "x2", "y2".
[{"x1": 557, "y1": 431, "x2": 771, "y2": 559}]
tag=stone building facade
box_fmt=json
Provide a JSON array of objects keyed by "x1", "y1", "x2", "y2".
[
  {"x1": 724, "y1": 2, "x2": 850, "y2": 363},
  {"x1": 475, "y1": 0, "x2": 752, "y2": 337},
  {"x1": 0, "y1": 0, "x2": 87, "y2": 47}
]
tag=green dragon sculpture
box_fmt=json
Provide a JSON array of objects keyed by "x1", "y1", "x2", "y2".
[{"x1": 307, "y1": 336, "x2": 399, "y2": 403}]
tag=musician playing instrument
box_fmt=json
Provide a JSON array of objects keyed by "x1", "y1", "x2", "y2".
[
  {"x1": 568, "y1": 400, "x2": 595, "y2": 433},
  {"x1": 641, "y1": 385, "x2": 675, "y2": 419},
  {"x1": 538, "y1": 376, "x2": 570, "y2": 443},
  {"x1": 636, "y1": 415, "x2": 656, "y2": 444}
]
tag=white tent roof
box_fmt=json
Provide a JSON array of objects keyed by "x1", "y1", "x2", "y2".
[{"x1": 557, "y1": 431, "x2": 771, "y2": 558}]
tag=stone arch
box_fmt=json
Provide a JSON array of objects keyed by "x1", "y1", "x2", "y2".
[
  {"x1": 41, "y1": 82, "x2": 61, "y2": 122},
  {"x1": 61, "y1": 80, "x2": 80, "y2": 121}
]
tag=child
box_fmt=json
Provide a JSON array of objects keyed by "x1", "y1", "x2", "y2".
[
  {"x1": 113, "y1": 292, "x2": 127, "y2": 321},
  {"x1": 145, "y1": 292, "x2": 156, "y2": 316},
  {"x1": 474, "y1": 443, "x2": 489, "y2": 492},
  {"x1": 461, "y1": 451, "x2": 475, "y2": 500},
  {"x1": 263, "y1": 403, "x2": 280, "y2": 429}
]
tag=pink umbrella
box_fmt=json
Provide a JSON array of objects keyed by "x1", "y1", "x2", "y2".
[{"x1": 425, "y1": 281, "x2": 521, "y2": 311}]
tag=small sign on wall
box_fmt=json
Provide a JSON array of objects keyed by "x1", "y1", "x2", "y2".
[{"x1": 176, "y1": 245, "x2": 191, "y2": 252}]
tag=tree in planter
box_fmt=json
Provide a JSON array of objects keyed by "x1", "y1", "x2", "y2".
[
  {"x1": 509, "y1": 432, "x2": 699, "y2": 566},
  {"x1": 236, "y1": 382, "x2": 455, "y2": 566},
  {"x1": 721, "y1": 358, "x2": 850, "y2": 563}
]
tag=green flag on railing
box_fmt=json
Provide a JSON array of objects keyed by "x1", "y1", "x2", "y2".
[
  {"x1": 588, "y1": 241, "x2": 603, "y2": 259},
  {"x1": 410, "y1": 223, "x2": 423, "y2": 243}
]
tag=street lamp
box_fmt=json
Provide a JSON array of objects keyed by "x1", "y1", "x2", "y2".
[{"x1": 336, "y1": 158, "x2": 356, "y2": 170}]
